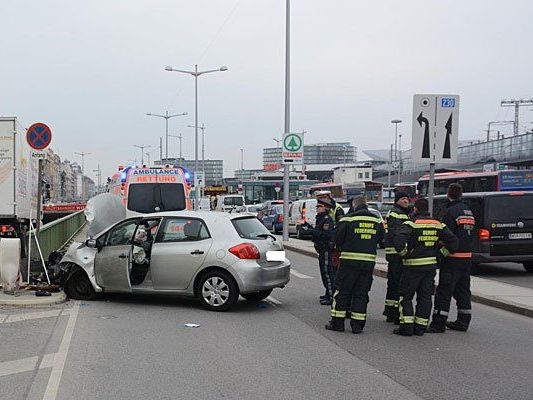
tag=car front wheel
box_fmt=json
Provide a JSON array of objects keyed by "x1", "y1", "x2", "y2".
[
  {"x1": 198, "y1": 271, "x2": 239, "y2": 311},
  {"x1": 65, "y1": 269, "x2": 96, "y2": 300},
  {"x1": 523, "y1": 262, "x2": 533, "y2": 273},
  {"x1": 242, "y1": 289, "x2": 273, "y2": 302}
]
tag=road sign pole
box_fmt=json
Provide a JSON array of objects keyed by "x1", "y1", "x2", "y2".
[
  {"x1": 35, "y1": 159, "x2": 43, "y2": 240},
  {"x1": 428, "y1": 162, "x2": 435, "y2": 216}
]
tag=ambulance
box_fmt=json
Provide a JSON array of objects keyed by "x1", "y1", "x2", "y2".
[{"x1": 108, "y1": 165, "x2": 192, "y2": 216}]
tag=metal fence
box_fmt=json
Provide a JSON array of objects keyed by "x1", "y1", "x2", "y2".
[{"x1": 29, "y1": 210, "x2": 86, "y2": 261}]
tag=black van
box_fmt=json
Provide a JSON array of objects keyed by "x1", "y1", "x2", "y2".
[{"x1": 433, "y1": 191, "x2": 533, "y2": 272}]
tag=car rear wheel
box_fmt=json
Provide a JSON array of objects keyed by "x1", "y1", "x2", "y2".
[
  {"x1": 198, "y1": 271, "x2": 239, "y2": 311},
  {"x1": 523, "y1": 262, "x2": 533, "y2": 273},
  {"x1": 296, "y1": 226, "x2": 303, "y2": 239},
  {"x1": 65, "y1": 270, "x2": 96, "y2": 300},
  {"x1": 242, "y1": 289, "x2": 273, "y2": 302}
]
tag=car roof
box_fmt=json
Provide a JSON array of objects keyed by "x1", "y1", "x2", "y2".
[{"x1": 138, "y1": 210, "x2": 255, "y2": 222}]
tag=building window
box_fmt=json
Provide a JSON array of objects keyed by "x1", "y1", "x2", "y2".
[
  {"x1": 364, "y1": 172, "x2": 370, "y2": 179},
  {"x1": 358, "y1": 173, "x2": 363, "y2": 179}
]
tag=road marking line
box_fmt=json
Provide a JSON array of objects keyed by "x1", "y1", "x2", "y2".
[
  {"x1": 290, "y1": 269, "x2": 313, "y2": 279},
  {"x1": 266, "y1": 296, "x2": 282, "y2": 305},
  {"x1": 0, "y1": 356, "x2": 38, "y2": 377},
  {"x1": 42, "y1": 301, "x2": 80, "y2": 400},
  {"x1": 0, "y1": 353, "x2": 61, "y2": 377},
  {"x1": 3, "y1": 310, "x2": 61, "y2": 324}
]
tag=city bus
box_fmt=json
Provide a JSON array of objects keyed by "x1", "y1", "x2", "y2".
[
  {"x1": 418, "y1": 170, "x2": 533, "y2": 197},
  {"x1": 108, "y1": 165, "x2": 193, "y2": 216}
]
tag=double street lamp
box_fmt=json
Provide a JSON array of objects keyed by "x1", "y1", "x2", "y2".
[
  {"x1": 168, "y1": 133, "x2": 184, "y2": 159},
  {"x1": 146, "y1": 111, "x2": 187, "y2": 161},
  {"x1": 165, "y1": 64, "x2": 228, "y2": 209},
  {"x1": 133, "y1": 144, "x2": 151, "y2": 165}
]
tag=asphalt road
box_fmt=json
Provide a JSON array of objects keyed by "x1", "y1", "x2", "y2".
[
  {"x1": 1, "y1": 250, "x2": 532, "y2": 400},
  {"x1": 474, "y1": 262, "x2": 533, "y2": 289}
]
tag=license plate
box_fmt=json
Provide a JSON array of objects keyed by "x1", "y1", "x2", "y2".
[
  {"x1": 509, "y1": 233, "x2": 532, "y2": 240},
  {"x1": 266, "y1": 251, "x2": 285, "y2": 262}
]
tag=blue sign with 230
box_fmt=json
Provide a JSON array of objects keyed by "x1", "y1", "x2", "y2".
[{"x1": 441, "y1": 98, "x2": 456, "y2": 107}]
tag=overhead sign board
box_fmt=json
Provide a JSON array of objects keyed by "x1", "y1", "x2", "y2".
[
  {"x1": 282, "y1": 132, "x2": 304, "y2": 164},
  {"x1": 411, "y1": 94, "x2": 459, "y2": 164}
]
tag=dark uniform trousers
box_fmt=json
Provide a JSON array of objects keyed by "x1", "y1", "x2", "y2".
[
  {"x1": 331, "y1": 262, "x2": 374, "y2": 328},
  {"x1": 432, "y1": 261, "x2": 472, "y2": 326},
  {"x1": 398, "y1": 268, "x2": 436, "y2": 334},
  {"x1": 384, "y1": 257, "x2": 402, "y2": 317},
  {"x1": 317, "y1": 246, "x2": 335, "y2": 299}
]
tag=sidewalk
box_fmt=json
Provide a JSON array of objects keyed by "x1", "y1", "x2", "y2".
[{"x1": 282, "y1": 236, "x2": 533, "y2": 318}]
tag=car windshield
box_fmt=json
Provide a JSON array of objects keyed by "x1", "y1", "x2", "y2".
[
  {"x1": 247, "y1": 205, "x2": 261, "y2": 212},
  {"x1": 232, "y1": 217, "x2": 271, "y2": 239},
  {"x1": 224, "y1": 196, "x2": 244, "y2": 206},
  {"x1": 128, "y1": 183, "x2": 186, "y2": 213},
  {"x1": 273, "y1": 205, "x2": 284, "y2": 214},
  {"x1": 487, "y1": 195, "x2": 533, "y2": 220}
]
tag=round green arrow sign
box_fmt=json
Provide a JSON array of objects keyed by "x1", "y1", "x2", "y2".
[{"x1": 283, "y1": 134, "x2": 303, "y2": 152}]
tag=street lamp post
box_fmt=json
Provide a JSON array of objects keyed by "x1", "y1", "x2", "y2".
[
  {"x1": 75, "y1": 152, "x2": 90, "y2": 202},
  {"x1": 133, "y1": 144, "x2": 151, "y2": 165},
  {"x1": 391, "y1": 119, "x2": 402, "y2": 184},
  {"x1": 188, "y1": 124, "x2": 206, "y2": 174},
  {"x1": 168, "y1": 134, "x2": 183, "y2": 159},
  {"x1": 240, "y1": 148, "x2": 244, "y2": 186},
  {"x1": 282, "y1": 0, "x2": 291, "y2": 242},
  {"x1": 165, "y1": 64, "x2": 228, "y2": 209},
  {"x1": 146, "y1": 111, "x2": 187, "y2": 161}
]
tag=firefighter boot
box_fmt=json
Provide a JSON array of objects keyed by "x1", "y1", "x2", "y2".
[
  {"x1": 446, "y1": 312, "x2": 471, "y2": 332},
  {"x1": 413, "y1": 324, "x2": 426, "y2": 336},
  {"x1": 393, "y1": 323, "x2": 413, "y2": 336},
  {"x1": 427, "y1": 313, "x2": 447, "y2": 333},
  {"x1": 350, "y1": 320, "x2": 365, "y2": 334},
  {"x1": 325, "y1": 317, "x2": 345, "y2": 332}
]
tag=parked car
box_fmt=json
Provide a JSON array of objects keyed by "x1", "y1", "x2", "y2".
[
  {"x1": 244, "y1": 204, "x2": 262, "y2": 217},
  {"x1": 257, "y1": 200, "x2": 284, "y2": 222},
  {"x1": 288, "y1": 199, "x2": 317, "y2": 239},
  {"x1": 59, "y1": 211, "x2": 290, "y2": 311},
  {"x1": 215, "y1": 195, "x2": 246, "y2": 213},
  {"x1": 367, "y1": 201, "x2": 395, "y2": 218},
  {"x1": 262, "y1": 204, "x2": 284, "y2": 234},
  {"x1": 433, "y1": 191, "x2": 533, "y2": 272}
]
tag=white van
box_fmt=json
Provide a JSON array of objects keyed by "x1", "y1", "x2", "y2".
[
  {"x1": 216, "y1": 195, "x2": 245, "y2": 212},
  {"x1": 288, "y1": 199, "x2": 317, "y2": 238}
]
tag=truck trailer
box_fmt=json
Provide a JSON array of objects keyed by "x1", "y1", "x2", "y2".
[{"x1": 0, "y1": 117, "x2": 39, "y2": 257}]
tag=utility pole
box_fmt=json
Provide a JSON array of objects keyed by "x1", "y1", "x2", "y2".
[
  {"x1": 188, "y1": 123, "x2": 206, "y2": 174},
  {"x1": 75, "y1": 152, "x2": 90, "y2": 201},
  {"x1": 501, "y1": 99, "x2": 533, "y2": 136}
]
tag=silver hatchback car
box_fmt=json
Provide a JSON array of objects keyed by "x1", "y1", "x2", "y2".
[{"x1": 59, "y1": 211, "x2": 290, "y2": 311}]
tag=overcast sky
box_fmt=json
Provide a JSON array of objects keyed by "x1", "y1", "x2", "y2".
[{"x1": 1, "y1": 0, "x2": 532, "y2": 179}]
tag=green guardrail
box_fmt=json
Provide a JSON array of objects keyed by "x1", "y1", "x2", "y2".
[{"x1": 29, "y1": 210, "x2": 86, "y2": 261}]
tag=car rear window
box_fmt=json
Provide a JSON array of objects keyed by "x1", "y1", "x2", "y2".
[
  {"x1": 223, "y1": 196, "x2": 244, "y2": 206},
  {"x1": 232, "y1": 217, "x2": 271, "y2": 240},
  {"x1": 487, "y1": 195, "x2": 533, "y2": 220}
]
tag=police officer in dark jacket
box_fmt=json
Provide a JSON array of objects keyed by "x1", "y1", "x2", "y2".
[
  {"x1": 326, "y1": 196, "x2": 384, "y2": 334},
  {"x1": 383, "y1": 191, "x2": 411, "y2": 323},
  {"x1": 393, "y1": 198, "x2": 458, "y2": 336},
  {"x1": 303, "y1": 198, "x2": 336, "y2": 305},
  {"x1": 428, "y1": 183, "x2": 476, "y2": 333},
  {"x1": 315, "y1": 190, "x2": 345, "y2": 225}
]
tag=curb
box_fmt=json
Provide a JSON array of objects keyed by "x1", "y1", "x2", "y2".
[
  {"x1": 284, "y1": 243, "x2": 533, "y2": 319},
  {"x1": 0, "y1": 291, "x2": 67, "y2": 307}
]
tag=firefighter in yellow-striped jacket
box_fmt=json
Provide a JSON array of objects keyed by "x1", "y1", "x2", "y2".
[
  {"x1": 383, "y1": 191, "x2": 411, "y2": 324},
  {"x1": 393, "y1": 198, "x2": 458, "y2": 337},
  {"x1": 326, "y1": 196, "x2": 384, "y2": 334}
]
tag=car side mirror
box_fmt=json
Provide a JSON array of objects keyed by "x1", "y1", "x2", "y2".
[{"x1": 86, "y1": 238, "x2": 97, "y2": 248}]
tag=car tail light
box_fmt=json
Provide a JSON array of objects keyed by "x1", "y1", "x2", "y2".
[
  {"x1": 479, "y1": 228, "x2": 490, "y2": 241},
  {"x1": 0, "y1": 225, "x2": 15, "y2": 233},
  {"x1": 278, "y1": 214, "x2": 284, "y2": 223},
  {"x1": 229, "y1": 243, "x2": 260, "y2": 259}
]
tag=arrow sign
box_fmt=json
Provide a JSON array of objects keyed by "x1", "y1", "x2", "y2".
[
  {"x1": 417, "y1": 112, "x2": 430, "y2": 159},
  {"x1": 443, "y1": 114, "x2": 452, "y2": 159}
]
